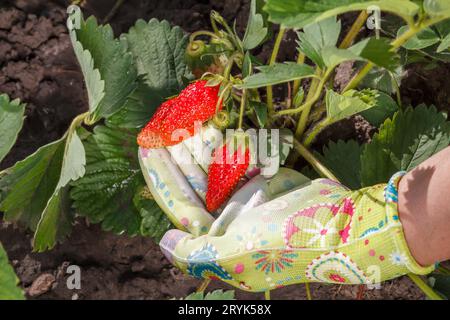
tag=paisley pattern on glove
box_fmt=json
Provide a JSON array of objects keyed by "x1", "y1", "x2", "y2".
[
  {"x1": 306, "y1": 251, "x2": 369, "y2": 284},
  {"x1": 187, "y1": 244, "x2": 233, "y2": 281}
]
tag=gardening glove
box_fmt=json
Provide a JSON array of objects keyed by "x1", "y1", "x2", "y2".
[
  {"x1": 159, "y1": 171, "x2": 436, "y2": 292},
  {"x1": 138, "y1": 125, "x2": 298, "y2": 237}
]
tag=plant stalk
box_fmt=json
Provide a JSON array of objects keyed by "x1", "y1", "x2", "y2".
[
  {"x1": 293, "y1": 139, "x2": 338, "y2": 181},
  {"x1": 339, "y1": 11, "x2": 369, "y2": 49},
  {"x1": 292, "y1": 53, "x2": 306, "y2": 97},
  {"x1": 196, "y1": 279, "x2": 211, "y2": 293},
  {"x1": 238, "y1": 89, "x2": 247, "y2": 129},
  {"x1": 342, "y1": 22, "x2": 430, "y2": 93},
  {"x1": 408, "y1": 274, "x2": 443, "y2": 300},
  {"x1": 303, "y1": 118, "x2": 332, "y2": 147},
  {"x1": 305, "y1": 283, "x2": 312, "y2": 300},
  {"x1": 267, "y1": 27, "x2": 286, "y2": 115},
  {"x1": 103, "y1": 0, "x2": 125, "y2": 24}
]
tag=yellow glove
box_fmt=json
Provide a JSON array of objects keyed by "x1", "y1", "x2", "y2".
[{"x1": 158, "y1": 172, "x2": 435, "y2": 292}]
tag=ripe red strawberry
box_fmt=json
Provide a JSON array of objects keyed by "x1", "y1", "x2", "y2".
[
  {"x1": 206, "y1": 141, "x2": 250, "y2": 212},
  {"x1": 137, "y1": 80, "x2": 221, "y2": 149}
]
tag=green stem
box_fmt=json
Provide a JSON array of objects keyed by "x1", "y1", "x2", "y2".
[
  {"x1": 408, "y1": 274, "x2": 443, "y2": 300},
  {"x1": 103, "y1": 0, "x2": 125, "y2": 23},
  {"x1": 267, "y1": 27, "x2": 286, "y2": 115},
  {"x1": 264, "y1": 290, "x2": 271, "y2": 300},
  {"x1": 339, "y1": 11, "x2": 369, "y2": 49},
  {"x1": 238, "y1": 89, "x2": 247, "y2": 129},
  {"x1": 305, "y1": 283, "x2": 312, "y2": 300},
  {"x1": 223, "y1": 52, "x2": 242, "y2": 80},
  {"x1": 342, "y1": 19, "x2": 443, "y2": 93},
  {"x1": 293, "y1": 139, "x2": 338, "y2": 181},
  {"x1": 342, "y1": 62, "x2": 374, "y2": 93},
  {"x1": 196, "y1": 279, "x2": 211, "y2": 293},
  {"x1": 292, "y1": 53, "x2": 306, "y2": 97},
  {"x1": 303, "y1": 118, "x2": 332, "y2": 147},
  {"x1": 438, "y1": 265, "x2": 450, "y2": 275}
]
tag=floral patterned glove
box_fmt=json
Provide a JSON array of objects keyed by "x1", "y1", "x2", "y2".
[
  {"x1": 139, "y1": 125, "x2": 301, "y2": 237},
  {"x1": 158, "y1": 172, "x2": 435, "y2": 292}
]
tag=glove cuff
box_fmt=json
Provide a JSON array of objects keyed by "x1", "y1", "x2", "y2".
[{"x1": 384, "y1": 171, "x2": 436, "y2": 276}]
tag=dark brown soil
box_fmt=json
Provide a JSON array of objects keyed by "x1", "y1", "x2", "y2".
[{"x1": 0, "y1": 0, "x2": 448, "y2": 300}]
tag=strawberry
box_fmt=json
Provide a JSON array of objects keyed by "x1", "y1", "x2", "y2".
[
  {"x1": 137, "y1": 80, "x2": 221, "y2": 149},
  {"x1": 206, "y1": 136, "x2": 251, "y2": 212}
]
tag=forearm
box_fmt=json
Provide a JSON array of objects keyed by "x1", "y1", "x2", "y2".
[{"x1": 399, "y1": 146, "x2": 450, "y2": 266}]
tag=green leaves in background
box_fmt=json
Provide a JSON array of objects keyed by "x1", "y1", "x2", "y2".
[
  {"x1": 317, "y1": 105, "x2": 449, "y2": 189},
  {"x1": 359, "y1": 66, "x2": 404, "y2": 95},
  {"x1": 297, "y1": 17, "x2": 341, "y2": 69},
  {"x1": 106, "y1": 81, "x2": 164, "y2": 129},
  {"x1": 249, "y1": 101, "x2": 268, "y2": 128},
  {"x1": 0, "y1": 244, "x2": 24, "y2": 300},
  {"x1": 424, "y1": 0, "x2": 450, "y2": 17},
  {"x1": 360, "y1": 91, "x2": 399, "y2": 127},
  {"x1": 69, "y1": 10, "x2": 138, "y2": 124},
  {"x1": 70, "y1": 125, "x2": 170, "y2": 238},
  {"x1": 361, "y1": 105, "x2": 450, "y2": 185},
  {"x1": 135, "y1": 188, "x2": 172, "y2": 241},
  {"x1": 316, "y1": 140, "x2": 363, "y2": 190},
  {"x1": 0, "y1": 94, "x2": 25, "y2": 163},
  {"x1": 398, "y1": 26, "x2": 441, "y2": 50},
  {"x1": 321, "y1": 38, "x2": 400, "y2": 71},
  {"x1": 240, "y1": 63, "x2": 316, "y2": 88},
  {"x1": 184, "y1": 290, "x2": 235, "y2": 300},
  {"x1": 0, "y1": 125, "x2": 86, "y2": 251},
  {"x1": 350, "y1": 37, "x2": 400, "y2": 71},
  {"x1": 264, "y1": 0, "x2": 420, "y2": 29},
  {"x1": 243, "y1": 0, "x2": 270, "y2": 50},
  {"x1": 124, "y1": 19, "x2": 189, "y2": 96},
  {"x1": 326, "y1": 89, "x2": 376, "y2": 123}
]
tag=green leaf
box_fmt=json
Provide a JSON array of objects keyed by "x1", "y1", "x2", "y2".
[
  {"x1": 424, "y1": 0, "x2": 450, "y2": 17},
  {"x1": 297, "y1": 17, "x2": 341, "y2": 68},
  {"x1": 326, "y1": 89, "x2": 375, "y2": 122},
  {"x1": 240, "y1": 63, "x2": 316, "y2": 89},
  {"x1": 0, "y1": 127, "x2": 84, "y2": 251},
  {"x1": 437, "y1": 33, "x2": 450, "y2": 52},
  {"x1": 0, "y1": 94, "x2": 25, "y2": 163},
  {"x1": 33, "y1": 186, "x2": 72, "y2": 252},
  {"x1": 106, "y1": 81, "x2": 164, "y2": 129},
  {"x1": 124, "y1": 19, "x2": 189, "y2": 96},
  {"x1": 243, "y1": 0, "x2": 270, "y2": 50},
  {"x1": 321, "y1": 38, "x2": 400, "y2": 71},
  {"x1": 69, "y1": 11, "x2": 138, "y2": 122},
  {"x1": 361, "y1": 105, "x2": 450, "y2": 186},
  {"x1": 0, "y1": 244, "x2": 25, "y2": 300},
  {"x1": 33, "y1": 129, "x2": 85, "y2": 251},
  {"x1": 358, "y1": 65, "x2": 404, "y2": 94},
  {"x1": 70, "y1": 125, "x2": 144, "y2": 235},
  {"x1": 249, "y1": 101, "x2": 268, "y2": 127},
  {"x1": 135, "y1": 188, "x2": 172, "y2": 242},
  {"x1": 184, "y1": 290, "x2": 235, "y2": 300},
  {"x1": 350, "y1": 37, "x2": 400, "y2": 71},
  {"x1": 322, "y1": 46, "x2": 363, "y2": 70},
  {"x1": 360, "y1": 91, "x2": 399, "y2": 127},
  {"x1": 398, "y1": 26, "x2": 441, "y2": 50},
  {"x1": 0, "y1": 140, "x2": 65, "y2": 231},
  {"x1": 316, "y1": 140, "x2": 363, "y2": 190},
  {"x1": 264, "y1": 0, "x2": 420, "y2": 29}
]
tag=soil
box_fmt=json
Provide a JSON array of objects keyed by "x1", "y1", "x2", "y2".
[{"x1": 0, "y1": 0, "x2": 448, "y2": 300}]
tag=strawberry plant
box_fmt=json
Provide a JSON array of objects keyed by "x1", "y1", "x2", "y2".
[{"x1": 1, "y1": 0, "x2": 450, "y2": 300}]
